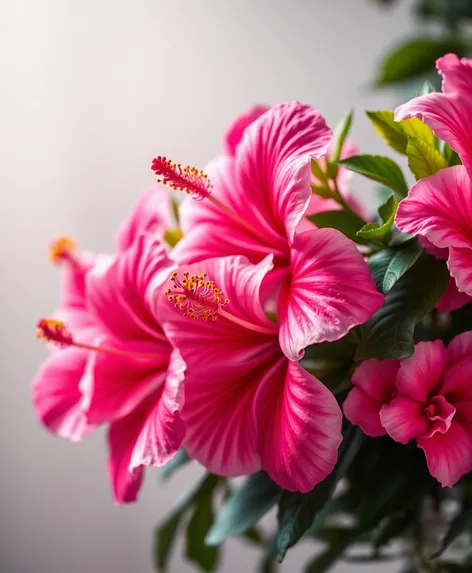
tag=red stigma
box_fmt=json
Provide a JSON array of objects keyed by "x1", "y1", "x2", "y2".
[
  {"x1": 151, "y1": 156, "x2": 212, "y2": 200},
  {"x1": 36, "y1": 318, "x2": 74, "y2": 348}
]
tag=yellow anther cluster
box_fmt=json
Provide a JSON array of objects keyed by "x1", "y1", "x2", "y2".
[
  {"x1": 164, "y1": 271, "x2": 229, "y2": 321},
  {"x1": 48, "y1": 235, "x2": 76, "y2": 264}
]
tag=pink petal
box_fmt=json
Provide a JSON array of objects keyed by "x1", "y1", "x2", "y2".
[
  {"x1": 395, "y1": 166, "x2": 472, "y2": 251},
  {"x1": 418, "y1": 421, "x2": 472, "y2": 487},
  {"x1": 223, "y1": 104, "x2": 269, "y2": 156},
  {"x1": 437, "y1": 54, "x2": 472, "y2": 97},
  {"x1": 173, "y1": 156, "x2": 289, "y2": 266},
  {"x1": 441, "y1": 357, "x2": 472, "y2": 435},
  {"x1": 107, "y1": 405, "x2": 148, "y2": 505},
  {"x1": 157, "y1": 256, "x2": 280, "y2": 478},
  {"x1": 395, "y1": 92, "x2": 472, "y2": 176},
  {"x1": 380, "y1": 396, "x2": 428, "y2": 444},
  {"x1": 448, "y1": 247, "x2": 472, "y2": 296},
  {"x1": 343, "y1": 388, "x2": 387, "y2": 437},
  {"x1": 419, "y1": 236, "x2": 448, "y2": 260},
  {"x1": 447, "y1": 331, "x2": 472, "y2": 366},
  {"x1": 32, "y1": 347, "x2": 96, "y2": 442},
  {"x1": 236, "y1": 102, "x2": 333, "y2": 244},
  {"x1": 87, "y1": 233, "x2": 173, "y2": 341},
  {"x1": 174, "y1": 103, "x2": 333, "y2": 267},
  {"x1": 258, "y1": 361, "x2": 343, "y2": 493},
  {"x1": 278, "y1": 228, "x2": 384, "y2": 360},
  {"x1": 436, "y1": 276, "x2": 471, "y2": 312},
  {"x1": 115, "y1": 185, "x2": 172, "y2": 253},
  {"x1": 81, "y1": 335, "x2": 170, "y2": 424},
  {"x1": 395, "y1": 340, "x2": 447, "y2": 403},
  {"x1": 343, "y1": 359, "x2": 400, "y2": 437},
  {"x1": 130, "y1": 349, "x2": 186, "y2": 469}
]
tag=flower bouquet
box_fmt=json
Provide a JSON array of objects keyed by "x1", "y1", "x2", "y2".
[{"x1": 33, "y1": 54, "x2": 472, "y2": 572}]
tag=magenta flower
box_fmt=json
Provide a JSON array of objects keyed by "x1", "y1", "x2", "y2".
[
  {"x1": 345, "y1": 334, "x2": 472, "y2": 487},
  {"x1": 157, "y1": 254, "x2": 343, "y2": 493},
  {"x1": 152, "y1": 102, "x2": 384, "y2": 360},
  {"x1": 33, "y1": 186, "x2": 177, "y2": 504},
  {"x1": 395, "y1": 55, "x2": 472, "y2": 298}
]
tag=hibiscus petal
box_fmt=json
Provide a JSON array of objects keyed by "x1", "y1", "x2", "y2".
[
  {"x1": 395, "y1": 340, "x2": 447, "y2": 403},
  {"x1": 441, "y1": 357, "x2": 472, "y2": 434},
  {"x1": 418, "y1": 421, "x2": 472, "y2": 487},
  {"x1": 395, "y1": 92, "x2": 472, "y2": 176},
  {"x1": 87, "y1": 233, "x2": 173, "y2": 341},
  {"x1": 32, "y1": 347, "x2": 95, "y2": 442},
  {"x1": 173, "y1": 156, "x2": 288, "y2": 266},
  {"x1": 278, "y1": 228, "x2": 384, "y2": 360},
  {"x1": 236, "y1": 102, "x2": 333, "y2": 243},
  {"x1": 115, "y1": 185, "x2": 171, "y2": 253},
  {"x1": 448, "y1": 247, "x2": 472, "y2": 296},
  {"x1": 343, "y1": 358, "x2": 400, "y2": 437},
  {"x1": 130, "y1": 349, "x2": 186, "y2": 469},
  {"x1": 223, "y1": 104, "x2": 269, "y2": 156},
  {"x1": 395, "y1": 166, "x2": 472, "y2": 251},
  {"x1": 81, "y1": 335, "x2": 169, "y2": 425},
  {"x1": 107, "y1": 405, "x2": 148, "y2": 505},
  {"x1": 258, "y1": 361, "x2": 342, "y2": 493},
  {"x1": 437, "y1": 54, "x2": 472, "y2": 98},
  {"x1": 380, "y1": 396, "x2": 429, "y2": 444},
  {"x1": 174, "y1": 103, "x2": 333, "y2": 267}
]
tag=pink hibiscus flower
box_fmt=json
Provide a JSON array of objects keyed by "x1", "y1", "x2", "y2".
[
  {"x1": 344, "y1": 333, "x2": 472, "y2": 487},
  {"x1": 33, "y1": 186, "x2": 179, "y2": 504},
  {"x1": 152, "y1": 102, "x2": 384, "y2": 360},
  {"x1": 157, "y1": 254, "x2": 343, "y2": 493},
  {"x1": 395, "y1": 54, "x2": 472, "y2": 299}
]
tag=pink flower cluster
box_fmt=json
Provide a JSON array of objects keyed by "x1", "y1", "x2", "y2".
[
  {"x1": 33, "y1": 102, "x2": 384, "y2": 503},
  {"x1": 344, "y1": 334, "x2": 472, "y2": 488}
]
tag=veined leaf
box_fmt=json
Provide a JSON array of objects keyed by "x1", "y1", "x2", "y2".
[
  {"x1": 357, "y1": 194, "x2": 398, "y2": 241},
  {"x1": 307, "y1": 210, "x2": 367, "y2": 243},
  {"x1": 332, "y1": 108, "x2": 354, "y2": 162},
  {"x1": 407, "y1": 137, "x2": 448, "y2": 180},
  {"x1": 366, "y1": 110, "x2": 435, "y2": 155},
  {"x1": 337, "y1": 155, "x2": 409, "y2": 198},
  {"x1": 356, "y1": 252, "x2": 449, "y2": 360}
]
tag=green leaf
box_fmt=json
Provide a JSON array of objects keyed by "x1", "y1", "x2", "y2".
[
  {"x1": 373, "y1": 507, "x2": 417, "y2": 549},
  {"x1": 407, "y1": 137, "x2": 448, "y2": 180},
  {"x1": 161, "y1": 448, "x2": 191, "y2": 481},
  {"x1": 172, "y1": 198, "x2": 180, "y2": 224},
  {"x1": 304, "y1": 529, "x2": 361, "y2": 573},
  {"x1": 356, "y1": 252, "x2": 449, "y2": 360},
  {"x1": 153, "y1": 474, "x2": 221, "y2": 572},
  {"x1": 205, "y1": 471, "x2": 280, "y2": 545},
  {"x1": 382, "y1": 241, "x2": 423, "y2": 293},
  {"x1": 155, "y1": 511, "x2": 186, "y2": 572},
  {"x1": 374, "y1": 38, "x2": 466, "y2": 86},
  {"x1": 366, "y1": 110, "x2": 435, "y2": 154},
  {"x1": 337, "y1": 155, "x2": 409, "y2": 198},
  {"x1": 440, "y1": 140, "x2": 462, "y2": 167},
  {"x1": 275, "y1": 424, "x2": 363, "y2": 562},
  {"x1": 431, "y1": 505, "x2": 472, "y2": 559},
  {"x1": 332, "y1": 108, "x2": 354, "y2": 162},
  {"x1": 357, "y1": 194, "x2": 398, "y2": 241},
  {"x1": 185, "y1": 495, "x2": 219, "y2": 572},
  {"x1": 311, "y1": 159, "x2": 330, "y2": 187},
  {"x1": 310, "y1": 184, "x2": 334, "y2": 199},
  {"x1": 307, "y1": 210, "x2": 367, "y2": 243},
  {"x1": 242, "y1": 526, "x2": 264, "y2": 545}
]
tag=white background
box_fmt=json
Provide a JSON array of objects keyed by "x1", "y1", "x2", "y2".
[{"x1": 1, "y1": 1, "x2": 415, "y2": 571}]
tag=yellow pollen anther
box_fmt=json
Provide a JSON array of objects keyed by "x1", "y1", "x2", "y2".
[
  {"x1": 165, "y1": 271, "x2": 229, "y2": 321},
  {"x1": 49, "y1": 235, "x2": 77, "y2": 264}
]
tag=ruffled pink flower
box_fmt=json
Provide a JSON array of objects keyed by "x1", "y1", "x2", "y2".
[
  {"x1": 153, "y1": 103, "x2": 384, "y2": 360},
  {"x1": 345, "y1": 334, "x2": 472, "y2": 487},
  {"x1": 33, "y1": 186, "x2": 175, "y2": 503},
  {"x1": 395, "y1": 55, "x2": 472, "y2": 299},
  {"x1": 223, "y1": 104, "x2": 269, "y2": 156},
  {"x1": 157, "y1": 254, "x2": 343, "y2": 493}
]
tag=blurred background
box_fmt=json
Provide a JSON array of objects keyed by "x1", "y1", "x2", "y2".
[{"x1": 0, "y1": 1, "x2": 464, "y2": 571}]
